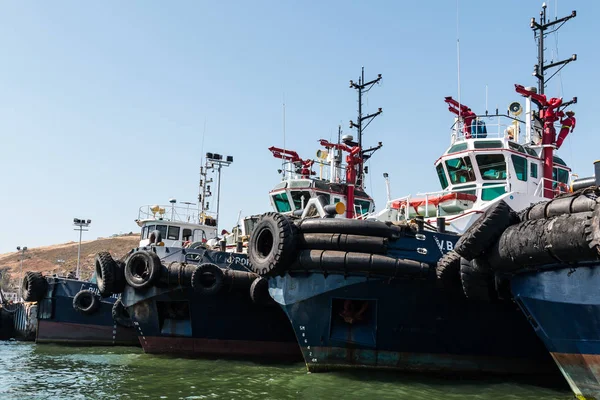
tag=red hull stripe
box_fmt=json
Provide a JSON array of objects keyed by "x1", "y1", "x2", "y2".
[
  {"x1": 140, "y1": 336, "x2": 301, "y2": 360},
  {"x1": 36, "y1": 320, "x2": 139, "y2": 346}
]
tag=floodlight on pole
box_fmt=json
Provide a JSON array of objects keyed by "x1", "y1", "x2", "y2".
[
  {"x1": 201, "y1": 152, "x2": 233, "y2": 232},
  {"x1": 73, "y1": 218, "x2": 91, "y2": 280}
]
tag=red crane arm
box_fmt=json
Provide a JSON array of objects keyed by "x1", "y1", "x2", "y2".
[{"x1": 268, "y1": 146, "x2": 302, "y2": 163}]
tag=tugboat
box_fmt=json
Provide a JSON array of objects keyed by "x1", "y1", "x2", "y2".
[
  {"x1": 20, "y1": 270, "x2": 139, "y2": 345},
  {"x1": 246, "y1": 65, "x2": 560, "y2": 374},
  {"x1": 451, "y1": 6, "x2": 600, "y2": 400},
  {"x1": 99, "y1": 154, "x2": 300, "y2": 360}
]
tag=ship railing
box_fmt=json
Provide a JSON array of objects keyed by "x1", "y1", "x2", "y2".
[
  {"x1": 533, "y1": 177, "x2": 570, "y2": 199},
  {"x1": 380, "y1": 183, "x2": 508, "y2": 221},
  {"x1": 450, "y1": 114, "x2": 529, "y2": 145},
  {"x1": 137, "y1": 205, "x2": 217, "y2": 225}
]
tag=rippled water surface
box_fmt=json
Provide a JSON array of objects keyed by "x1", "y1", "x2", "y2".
[{"x1": 0, "y1": 341, "x2": 573, "y2": 399}]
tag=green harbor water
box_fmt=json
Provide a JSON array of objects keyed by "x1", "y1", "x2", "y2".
[{"x1": 0, "y1": 341, "x2": 573, "y2": 399}]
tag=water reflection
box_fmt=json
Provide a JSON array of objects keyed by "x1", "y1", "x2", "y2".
[{"x1": 0, "y1": 342, "x2": 571, "y2": 400}]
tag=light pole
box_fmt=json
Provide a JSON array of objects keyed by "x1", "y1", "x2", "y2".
[
  {"x1": 73, "y1": 218, "x2": 91, "y2": 280},
  {"x1": 202, "y1": 153, "x2": 233, "y2": 232},
  {"x1": 16, "y1": 246, "x2": 27, "y2": 299}
]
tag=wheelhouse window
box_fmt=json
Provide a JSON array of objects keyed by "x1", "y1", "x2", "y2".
[
  {"x1": 508, "y1": 142, "x2": 526, "y2": 154},
  {"x1": 436, "y1": 164, "x2": 448, "y2": 189},
  {"x1": 272, "y1": 192, "x2": 291, "y2": 212},
  {"x1": 155, "y1": 225, "x2": 168, "y2": 240},
  {"x1": 511, "y1": 155, "x2": 528, "y2": 181},
  {"x1": 530, "y1": 163, "x2": 538, "y2": 179},
  {"x1": 445, "y1": 156, "x2": 475, "y2": 184},
  {"x1": 447, "y1": 143, "x2": 468, "y2": 154},
  {"x1": 553, "y1": 168, "x2": 569, "y2": 184},
  {"x1": 354, "y1": 199, "x2": 371, "y2": 215},
  {"x1": 482, "y1": 183, "x2": 506, "y2": 201},
  {"x1": 476, "y1": 154, "x2": 506, "y2": 180},
  {"x1": 167, "y1": 226, "x2": 180, "y2": 240},
  {"x1": 141, "y1": 226, "x2": 148, "y2": 239},
  {"x1": 144, "y1": 225, "x2": 156, "y2": 239},
  {"x1": 182, "y1": 228, "x2": 192, "y2": 241},
  {"x1": 290, "y1": 190, "x2": 312, "y2": 210},
  {"x1": 474, "y1": 141, "x2": 503, "y2": 149}
]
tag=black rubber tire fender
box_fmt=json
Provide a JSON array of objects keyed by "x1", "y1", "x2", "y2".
[
  {"x1": 454, "y1": 200, "x2": 517, "y2": 261},
  {"x1": 191, "y1": 263, "x2": 224, "y2": 295},
  {"x1": 73, "y1": 290, "x2": 100, "y2": 314},
  {"x1": 21, "y1": 272, "x2": 48, "y2": 302},
  {"x1": 95, "y1": 252, "x2": 117, "y2": 297},
  {"x1": 435, "y1": 250, "x2": 462, "y2": 290},
  {"x1": 124, "y1": 250, "x2": 162, "y2": 290},
  {"x1": 189, "y1": 241, "x2": 207, "y2": 249},
  {"x1": 249, "y1": 277, "x2": 274, "y2": 305},
  {"x1": 459, "y1": 257, "x2": 495, "y2": 302},
  {"x1": 112, "y1": 297, "x2": 133, "y2": 328},
  {"x1": 295, "y1": 218, "x2": 395, "y2": 238},
  {"x1": 248, "y1": 212, "x2": 297, "y2": 276}
]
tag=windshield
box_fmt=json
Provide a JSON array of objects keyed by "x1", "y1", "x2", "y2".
[
  {"x1": 272, "y1": 193, "x2": 291, "y2": 212},
  {"x1": 476, "y1": 154, "x2": 506, "y2": 180},
  {"x1": 445, "y1": 156, "x2": 475, "y2": 184},
  {"x1": 289, "y1": 190, "x2": 312, "y2": 210}
]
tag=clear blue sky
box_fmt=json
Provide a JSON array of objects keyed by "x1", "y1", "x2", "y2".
[{"x1": 1, "y1": 1, "x2": 598, "y2": 254}]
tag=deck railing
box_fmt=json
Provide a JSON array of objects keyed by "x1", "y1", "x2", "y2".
[
  {"x1": 373, "y1": 182, "x2": 508, "y2": 222},
  {"x1": 137, "y1": 204, "x2": 218, "y2": 225},
  {"x1": 533, "y1": 177, "x2": 570, "y2": 199},
  {"x1": 451, "y1": 115, "x2": 530, "y2": 145}
]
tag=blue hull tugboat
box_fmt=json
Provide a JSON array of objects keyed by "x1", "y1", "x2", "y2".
[
  {"x1": 20, "y1": 270, "x2": 139, "y2": 345},
  {"x1": 115, "y1": 247, "x2": 299, "y2": 359},
  {"x1": 245, "y1": 67, "x2": 563, "y2": 375},
  {"x1": 98, "y1": 159, "x2": 301, "y2": 360},
  {"x1": 431, "y1": 6, "x2": 600, "y2": 399}
]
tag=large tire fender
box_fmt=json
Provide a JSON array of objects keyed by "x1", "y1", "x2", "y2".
[
  {"x1": 249, "y1": 277, "x2": 274, "y2": 305},
  {"x1": 112, "y1": 297, "x2": 134, "y2": 328},
  {"x1": 248, "y1": 213, "x2": 297, "y2": 276},
  {"x1": 191, "y1": 263, "x2": 224, "y2": 295},
  {"x1": 21, "y1": 272, "x2": 48, "y2": 302},
  {"x1": 459, "y1": 257, "x2": 495, "y2": 302},
  {"x1": 73, "y1": 290, "x2": 100, "y2": 314},
  {"x1": 454, "y1": 200, "x2": 517, "y2": 261},
  {"x1": 95, "y1": 252, "x2": 117, "y2": 297},
  {"x1": 436, "y1": 250, "x2": 462, "y2": 290},
  {"x1": 124, "y1": 250, "x2": 162, "y2": 290}
]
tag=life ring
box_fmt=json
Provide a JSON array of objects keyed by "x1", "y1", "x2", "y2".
[{"x1": 554, "y1": 182, "x2": 569, "y2": 196}]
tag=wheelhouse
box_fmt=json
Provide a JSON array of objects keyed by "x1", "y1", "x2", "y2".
[
  {"x1": 384, "y1": 112, "x2": 572, "y2": 222},
  {"x1": 136, "y1": 202, "x2": 218, "y2": 248},
  {"x1": 269, "y1": 179, "x2": 374, "y2": 218},
  {"x1": 434, "y1": 136, "x2": 571, "y2": 214}
]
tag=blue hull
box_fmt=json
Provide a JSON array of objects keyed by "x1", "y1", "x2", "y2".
[
  {"x1": 512, "y1": 265, "x2": 600, "y2": 399},
  {"x1": 271, "y1": 272, "x2": 557, "y2": 374},
  {"x1": 121, "y1": 248, "x2": 301, "y2": 360},
  {"x1": 37, "y1": 277, "x2": 139, "y2": 346}
]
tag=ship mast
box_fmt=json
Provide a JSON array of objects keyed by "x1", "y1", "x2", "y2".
[
  {"x1": 529, "y1": 3, "x2": 577, "y2": 198},
  {"x1": 349, "y1": 67, "x2": 382, "y2": 188},
  {"x1": 531, "y1": 4, "x2": 576, "y2": 96}
]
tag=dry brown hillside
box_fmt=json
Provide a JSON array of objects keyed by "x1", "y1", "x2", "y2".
[{"x1": 0, "y1": 234, "x2": 140, "y2": 290}]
